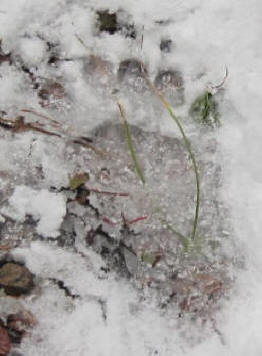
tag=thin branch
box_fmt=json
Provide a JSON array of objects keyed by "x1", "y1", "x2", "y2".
[
  {"x1": 87, "y1": 187, "x2": 129, "y2": 197},
  {"x1": 21, "y1": 109, "x2": 60, "y2": 127}
]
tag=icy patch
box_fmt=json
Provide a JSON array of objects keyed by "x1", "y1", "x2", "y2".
[{"x1": 2, "y1": 186, "x2": 66, "y2": 237}]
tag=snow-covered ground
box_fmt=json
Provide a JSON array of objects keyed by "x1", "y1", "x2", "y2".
[{"x1": 0, "y1": 0, "x2": 262, "y2": 355}]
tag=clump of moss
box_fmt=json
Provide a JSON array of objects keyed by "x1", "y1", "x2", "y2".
[
  {"x1": 190, "y1": 91, "x2": 220, "y2": 128},
  {"x1": 69, "y1": 172, "x2": 89, "y2": 190},
  {"x1": 96, "y1": 10, "x2": 136, "y2": 38},
  {"x1": 97, "y1": 11, "x2": 117, "y2": 34}
]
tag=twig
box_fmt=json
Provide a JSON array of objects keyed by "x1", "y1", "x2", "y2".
[
  {"x1": 21, "y1": 109, "x2": 60, "y2": 128},
  {"x1": 72, "y1": 138, "x2": 105, "y2": 157},
  {"x1": 88, "y1": 187, "x2": 129, "y2": 197},
  {"x1": 0, "y1": 116, "x2": 61, "y2": 137},
  {"x1": 21, "y1": 109, "x2": 104, "y2": 156},
  {"x1": 0, "y1": 115, "x2": 103, "y2": 156}
]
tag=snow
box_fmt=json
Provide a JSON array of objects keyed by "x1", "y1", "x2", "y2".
[
  {"x1": 19, "y1": 38, "x2": 47, "y2": 66},
  {"x1": 11, "y1": 241, "x2": 222, "y2": 356},
  {"x1": 0, "y1": 0, "x2": 262, "y2": 355},
  {"x1": 2, "y1": 186, "x2": 66, "y2": 237}
]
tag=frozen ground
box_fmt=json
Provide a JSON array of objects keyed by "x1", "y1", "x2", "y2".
[{"x1": 0, "y1": 0, "x2": 262, "y2": 355}]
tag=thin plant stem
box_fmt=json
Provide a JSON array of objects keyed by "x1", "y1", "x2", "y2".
[
  {"x1": 21, "y1": 109, "x2": 60, "y2": 127},
  {"x1": 75, "y1": 33, "x2": 90, "y2": 51},
  {"x1": 166, "y1": 223, "x2": 190, "y2": 250},
  {"x1": 117, "y1": 102, "x2": 146, "y2": 185},
  {"x1": 76, "y1": 34, "x2": 145, "y2": 185},
  {"x1": 165, "y1": 222, "x2": 188, "y2": 241},
  {"x1": 144, "y1": 72, "x2": 200, "y2": 241}
]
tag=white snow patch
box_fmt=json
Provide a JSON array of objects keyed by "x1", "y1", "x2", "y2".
[
  {"x1": 11, "y1": 242, "x2": 215, "y2": 356},
  {"x1": 19, "y1": 37, "x2": 47, "y2": 66},
  {"x1": 2, "y1": 186, "x2": 66, "y2": 237}
]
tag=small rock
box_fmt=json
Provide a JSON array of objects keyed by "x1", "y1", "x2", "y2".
[
  {"x1": 0, "y1": 326, "x2": 11, "y2": 356},
  {"x1": 0, "y1": 263, "x2": 34, "y2": 296}
]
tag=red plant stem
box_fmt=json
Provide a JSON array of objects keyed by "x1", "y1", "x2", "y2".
[
  {"x1": 128, "y1": 216, "x2": 147, "y2": 224},
  {"x1": 102, "y1": 215, "x2": 147, "y2": 226},
  {"x1": 102, "y1": 216, "x2": 117, "y2": 225}
]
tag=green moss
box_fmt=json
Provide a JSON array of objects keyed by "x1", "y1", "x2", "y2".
[
  {"x1": 69, "y1": 172, "x2": 89, "y2": 190},
  {"x1": 97, "y1": 10, "x2": 117, "y2": 34},
  {"x1": 141, "y1": 253, "x2": 156, "y2": 266},
  {"x1": 190, "y1": 91, "x2": 220, "y2": 127}
]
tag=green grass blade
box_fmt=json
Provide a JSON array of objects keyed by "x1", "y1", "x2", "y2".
[
  {"x1": 143, "y1": 72, "x2": 200, "y2": 241},
  {"x1": 164, "y1": 103, "x2": 200, "y2": 241},
  {"x1": 117, "y1": 102, "x2": 145, "y2": 185}
]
